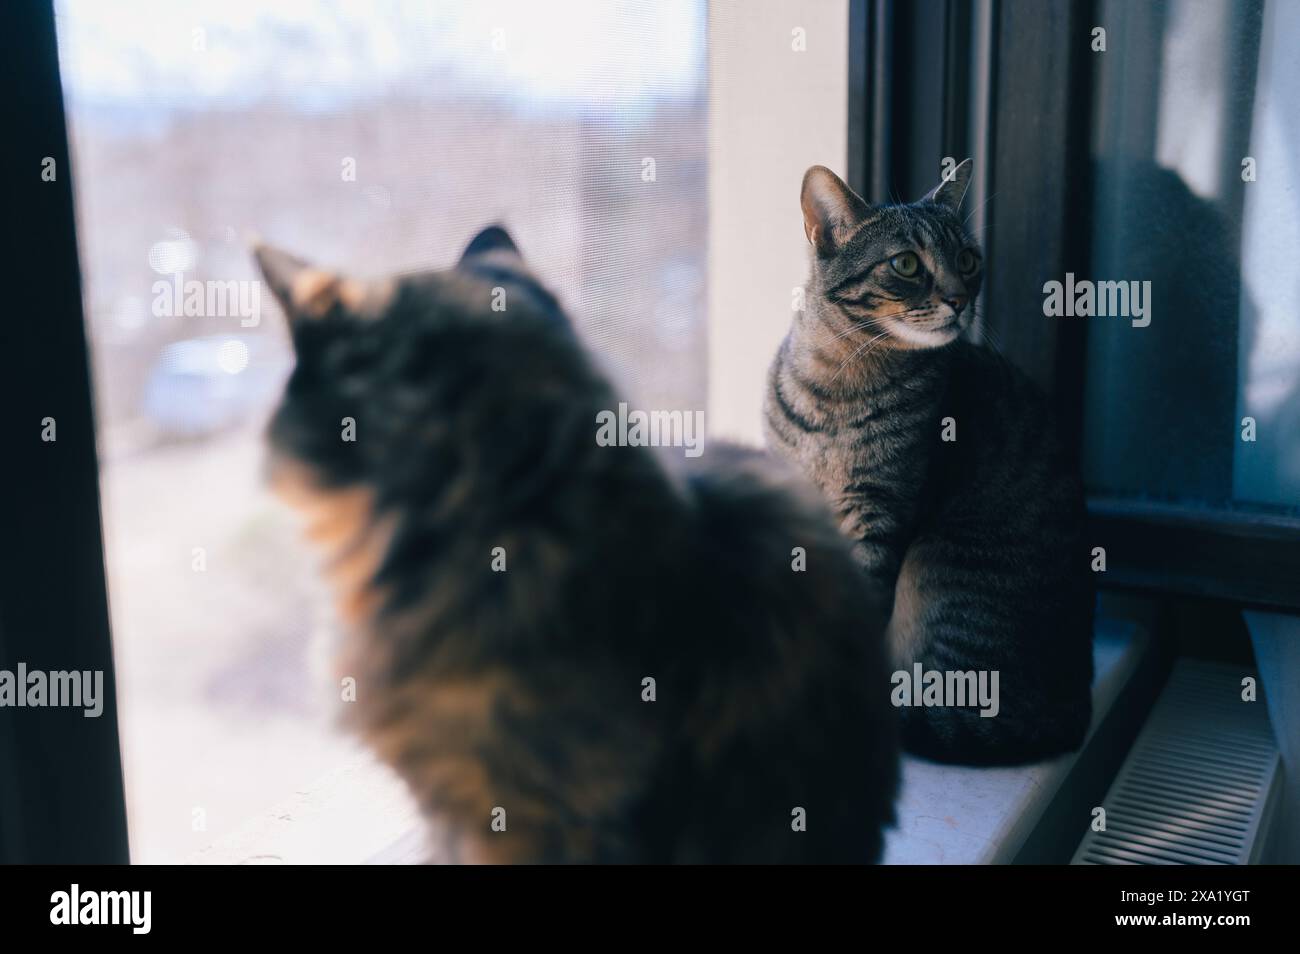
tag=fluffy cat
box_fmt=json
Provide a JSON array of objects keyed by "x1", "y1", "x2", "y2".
[
  {"x1": 254, "y1": 226, "x2": 898, "y2": 863},
  {"x1": 764, "y1": 162, "x2": 1095, "y2": 765}
]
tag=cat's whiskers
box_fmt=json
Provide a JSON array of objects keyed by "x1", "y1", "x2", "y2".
[
  {"x1": 810, "y1": 306, "x2": 929, "y2": 349},
  {"x1": 962, "y1": 191, "x2": 998, "y2": 228},
  {"x1": 858, "y1": 331, "x2": 899, "y2": 361},
  {"x1": 829, "y1": 328, "x2": 892, "y2": 383},
  {"x1": 968, "y1": 304, "x2": 1018, "y2": 375},
  {"x1": 817, "y1": 317, "x2": 887, "y2": 346}
]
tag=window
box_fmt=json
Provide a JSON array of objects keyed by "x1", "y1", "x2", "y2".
[
  {"x1": 54, "y1": 0, "x2": 707, "y2": 862},
  {"x1": 1083, "y1": 0, "x2": 1300, "y2": 514},
  {"x1": 29, "y1": 0, "x2": 1291, "y2": 870},
  {"x1": 852, "y1": 0, "x2": 1300, "y2": 610},
  {"x1": 847, "y1": 0, "x2": 1299, "y2": 862}
]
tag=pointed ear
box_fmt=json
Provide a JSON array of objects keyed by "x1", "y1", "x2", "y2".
[
  {"x1": 924, "y1": 158, "x2": 973, "y2": 211},
  {"x1": 457, "y1": 224, "x2": 568, "y2": 326},
  {"x1": 252, "y1": 241, "x2": 336, "y2": 325},
  {"x1": 253, "y1": 242, "x2": 387, "y2": 325},
  {"x1": 459, "y1": 225, "x2": 521, "y2": 264},
  {"x1": 801, "y1": 166, "x2": 872, "y2": 255}
]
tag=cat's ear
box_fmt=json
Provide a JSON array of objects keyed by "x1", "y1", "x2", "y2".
[
  {"x1": 459, "y1": 225, "x2": 521, "y2": 265},
  {"x1": 801, "y1": 166, "x2": 872, "y2": 255},
  {"x1": 923, "y1": 158, "x2": 973, "y2": 211},
  {"x1": 253, "y1": 242, "x2": 315, "y2": 322},
  {"x1": 252, "y1": 242, "x2": 387, "y2": 325},
  {"x1": 458, "y1": 224, "x2": 568, "y2": 326}
]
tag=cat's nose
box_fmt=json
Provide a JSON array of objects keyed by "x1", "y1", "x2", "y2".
[{"x1": 943, "y1": 295, "x2": 968, "y2": 313}]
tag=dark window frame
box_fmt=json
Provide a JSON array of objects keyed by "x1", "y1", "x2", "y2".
[
  {"x1": 0, "y1": 0, "x2": 130, "y2": 862},
  {"x1": 847, "y1": 0, "x2": 1300, "y2": 612}
]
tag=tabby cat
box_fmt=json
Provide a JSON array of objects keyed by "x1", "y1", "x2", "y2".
[
  {"x1": 764, "y1": 161, "x2": 1095, "y2": 765},
  {"x1": 254, "y1": 226, "x2": 898, "y2": 863}
]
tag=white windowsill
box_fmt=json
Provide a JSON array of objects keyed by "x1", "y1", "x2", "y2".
[
  {"x1": 883, "y1": 617, "x2": 1149, "y2": 865},
  {"x1": 191, "y1": 623, "x2": 1146, "y2": 865}
]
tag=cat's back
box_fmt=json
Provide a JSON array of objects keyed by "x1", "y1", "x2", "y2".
[
  {"x1": 681, "y1": 442, "x2": 878, "y2": 620},
  {"x1": 948, "y1": 338, "x2": 1078, "y2": 448},
  {"x1": 931, "y1": 339, "x2": 1083, "y2": 502},
  {"x1": 659, "y1": 443, "x2": 898, "y2": 862}
]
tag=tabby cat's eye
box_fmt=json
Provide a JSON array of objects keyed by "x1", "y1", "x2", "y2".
[
  {"x1": 890, "y1": 251, "x2": 921, "y2": 278},
  {"x1": 957, "y1": 248, "x2": 979, "y2": 276}
]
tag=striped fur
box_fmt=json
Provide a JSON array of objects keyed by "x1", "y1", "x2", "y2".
[{"x1": 765, "y1": 165, "x2": 1095, "y2": 765}]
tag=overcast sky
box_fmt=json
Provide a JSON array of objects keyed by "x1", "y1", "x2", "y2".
[{"x1": 55, "y1": 0, "x2": 706, "y2": 113}]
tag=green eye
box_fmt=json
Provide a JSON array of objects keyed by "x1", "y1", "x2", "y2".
[
  {"x1": 957, "y1": 248, "x2": 980, "y2": 276},
  {"x1": 890, "y1": 251, "x2": 921, "y2": 278}
]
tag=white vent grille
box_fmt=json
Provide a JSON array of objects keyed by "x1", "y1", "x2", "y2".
[{"x1": 1072, "y1": 660, "x2": 1280, "y2": 865}]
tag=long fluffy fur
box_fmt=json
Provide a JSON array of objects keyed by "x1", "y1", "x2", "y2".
[{"x1": 258, "y1": 230, "x2": 899, "y2": 862}]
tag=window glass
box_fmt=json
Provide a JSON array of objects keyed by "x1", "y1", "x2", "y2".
[
  {"x1": 55, "y1": 0, "x2": 707, "y2": 862},
  {"x1": 1083, "y1": 0, "x2": 1298, "y2": 514}
]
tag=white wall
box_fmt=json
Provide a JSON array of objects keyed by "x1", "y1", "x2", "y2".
[{"x1": 707, "y1": 0, "x2": 849, "y2": 444}]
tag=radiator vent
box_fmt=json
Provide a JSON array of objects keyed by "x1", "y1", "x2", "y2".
[{"x1": 1072, "y1": 660, "x2": 1280, "y2": 865}]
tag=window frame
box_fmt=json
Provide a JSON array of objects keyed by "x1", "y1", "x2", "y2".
[{"x1": 0, "y1": 0, "x2": 130, "y2": 862}]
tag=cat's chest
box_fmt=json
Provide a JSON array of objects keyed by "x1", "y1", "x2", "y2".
[
  {"x1": 796, "y1": 420, "x2": 910, "y2": 492},
  {"x1": 811, "y1": 398, "x2": 938, "y2": 458}
]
